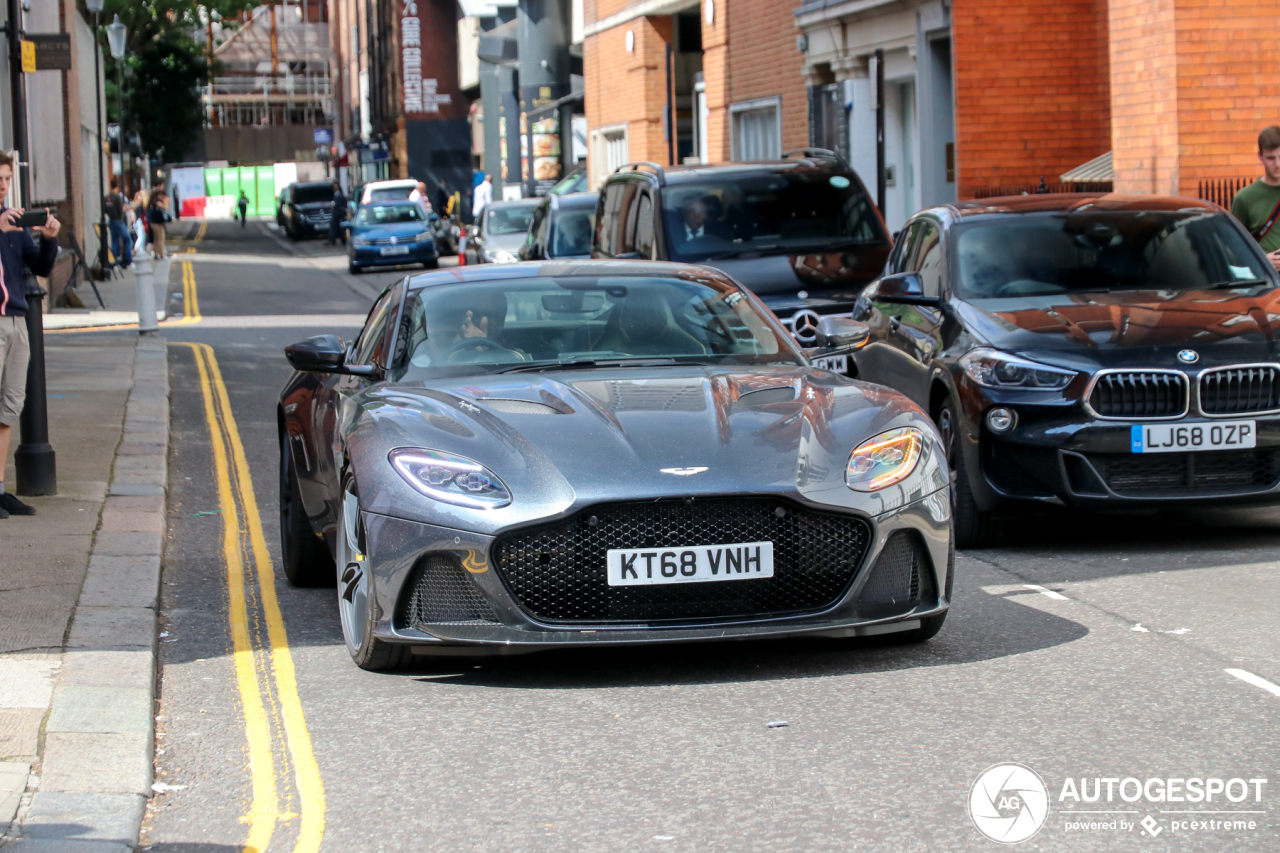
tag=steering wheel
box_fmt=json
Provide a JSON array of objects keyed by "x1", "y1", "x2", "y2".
[{"x1": 445, "y1": 336, "x2": 513, "y2": 364}]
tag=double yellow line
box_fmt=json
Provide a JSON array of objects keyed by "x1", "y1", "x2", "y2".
[
  {"x1": 163, "y1": 261, "x2": 201, "y2": 326},
  {"x1": 177, "y1": 342, "x2": 326, "y2": 853}
]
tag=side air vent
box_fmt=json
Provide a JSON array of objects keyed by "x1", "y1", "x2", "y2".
[
  {"x1": 738, "y1": 387, "x2": 796, "y2": 406},
  {"x1": 482, "y1": 399, "x2": 561, "y2": 415},
  {"x1": 401, "y1": 555, "x2": 499, "y2": 629}
]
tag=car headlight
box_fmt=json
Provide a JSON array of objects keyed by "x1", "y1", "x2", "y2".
[
  {"x1": 846, "y1": 427, "x2": 924, "y2": 492},
  {"x1": 353, "y1": 237, "x2": 372, "y2": 247},
  {"x1": 959, "y1": 347, "x2": 1075, "y2": 390},
  {"x1": 389, "y1": 448, "x2": 512, "y2": 509},
  {"x1": 484, "y1": 248, "x2": 517, "y2": 263},
  {"x1": 415, "y1": 230, "x2": 434, "y2": 243}
]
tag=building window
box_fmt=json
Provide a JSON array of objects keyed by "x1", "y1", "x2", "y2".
[
  {"x1": 590, "y1": 123, "x2": 629, "y2": 188},
  {"x1": 730, "y1": 97, "x2": 781, "y2": 161}
]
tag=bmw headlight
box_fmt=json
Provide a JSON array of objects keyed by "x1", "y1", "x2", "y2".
[
  {"x1": 959, "y1": 347, "x2": 1075, "y2": 390},
  {"x1": 415, "y1": 230, "x2": 434, "y2": 243},
  {"x1": 845, "y1": 427, "x2": 924, "y2": 492},
  {"x1": 484, "y1": 248, "x2": 517, "y2": 263},
  {"x1": 389, "y1": 448, "x2": 512, "y2": 509},
  {"x1": 353, "y1": 237, "x2": 372, "y2": 247}
]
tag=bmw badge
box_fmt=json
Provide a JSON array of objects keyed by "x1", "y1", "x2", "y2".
[{"x1": 1177, "y1": 349, "x2": 1199, "y2": 364}]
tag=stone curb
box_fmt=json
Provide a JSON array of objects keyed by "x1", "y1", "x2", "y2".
[{"x1": 7, "y1": 334, "x2": 168, "y2": 851}]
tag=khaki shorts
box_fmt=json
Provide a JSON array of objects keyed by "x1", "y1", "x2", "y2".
[{"x1": 0, "y1": 314, "x2": 29, "y2": 427}]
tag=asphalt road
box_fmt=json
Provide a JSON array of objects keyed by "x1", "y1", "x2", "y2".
[{"x1": 143, "y1": 220, "x2": 1280, "y2": 852}]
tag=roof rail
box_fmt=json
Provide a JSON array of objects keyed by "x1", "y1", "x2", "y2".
[
  {"x1": 614, "y1": 161, "x2": 667, "y2": 186},
  {"x1": 782, "y1": 147, "x2": 850, "y2": 168}
]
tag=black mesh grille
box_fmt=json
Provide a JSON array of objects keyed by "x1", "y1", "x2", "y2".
[
  {"x1": 1199, "y1": 366, "x2": 1280, "y2": 415},
  {"x1": 1086, "y1": 449, "x2": 1280, "y2": 495},
  {"x1": 856, "y1": 532, "x2": 933, "y2": 619},
  {"x1": 492, "y1": 498, "x2": 871, "y2": 624},
  {"x1": 402, "y1": 555, "x2": 500, "y2": 629},
  {"x1": 1089, "y1": 372, "x2": 1187, "y2": 418}
]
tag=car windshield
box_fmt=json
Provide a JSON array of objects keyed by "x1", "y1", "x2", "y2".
[
  {"x1": 388, "y1": 275, "x2": 802, "y2": 380},
  {"x1": 357, "y1": 204, "x2": 424, "y2": 225},
  {"x1": 369, "y1": 186, "x2": 415, "y2": 202},
  {"x1": 954, "y1": 211, "x2": 1273, "y2": 299},
  {"x1": 661, "y1": 170, "x2": 888, "y2": 263},
  {"x1": 486, "y1": 206, "x2": 535, "y2": 235},
  {"x1": 292, "y1": 185, "x2": 332, "y2": 204},
  {"x1": 551, "y1": 209, "x2": 595, "y2": 257}
]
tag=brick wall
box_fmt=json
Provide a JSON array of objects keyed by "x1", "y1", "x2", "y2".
[
  {"x1": 1109, "y1": 0, "x2": 1179, "y2": 194},
  {"x1": 952, "y1": 0, "x2": 1112, "y2": 198}
]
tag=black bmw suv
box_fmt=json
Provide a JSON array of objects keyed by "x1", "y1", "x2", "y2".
[
  {"x1": 591, "y1": 151, "x2": 892, "y2": 373},
  {"x1": 851, "y1": 193, "x2": 1280, "y2": 547}
]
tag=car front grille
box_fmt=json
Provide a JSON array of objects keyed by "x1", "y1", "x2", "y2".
[
  {"x1": 492, "y1": 497, "x2": 871, "y2": 624},
  {"x1": 1085, "y1": 449, "x2": 1280, "y2": 495},
  {"x1": 1088, "y1": 371, "x2": 1188, "y2": 419},
  {"x1": 1199, "y1": 366, "x2": 1280, "y2": 415},
  {"x1": 855, "y1": 531, "x2": 934, "y2": 619},
  {"x1": 401, "y1": 555, "x2": 499, "y2": 629},
  {"x1": 368, "y1": 235, "x2": 417, "y2": 246}
]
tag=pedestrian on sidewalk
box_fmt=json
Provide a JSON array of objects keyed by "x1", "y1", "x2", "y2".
[
  {"x1": 433, "y1": 178, "x2": 450, "y2": 221},
  {"x1": 237, "y1": 190, "x2": 250, "y2": 227},
  {"x1": 148, "y1": 190, "x2": 172, "y2": 259},
  {"x1": 105, "y1": 176, "x2": 131, "y2": 269},
  {"x1": 0, "y1": 150, "x2": 60, "y2": 518},
  {"x1": 328, "y1": 181, "x2": 347, "y2": 245},
  {"x1": 473, "y1": 172, "x2": 492, "y2": 219},
  {"x1": 1231, "y1": 125, "x2": 1280, "y2": 272},
  {"x1": 131, "y1": 189, "x2": 149, "y2": 257}
]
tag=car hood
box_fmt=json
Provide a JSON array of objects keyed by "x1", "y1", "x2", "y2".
[
  {"x1": 481, "y1": 233, "x2": 527, "y2": 253},
  {"x1": 355, "y1": 221, "x2": 430, "y2": 239},
  {"x1": 345, "y1": 366, "x2": 946, "y2": 534},
  {"x1": 698, "y1": 247, "x2": 890, "y2": 306},
  {"x1": 955, "y1": 287, "x2": 1280, "y2": 369}
]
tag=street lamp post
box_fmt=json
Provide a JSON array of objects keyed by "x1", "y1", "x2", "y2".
[
  {"x1": 107, "y1": 16, "x2": 127, "y2": 194},
  {"x1": 87, "y1": 0, "x2": 107, "y2": 275}
]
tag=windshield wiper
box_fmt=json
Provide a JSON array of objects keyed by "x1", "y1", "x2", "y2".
[
  {"x1": 1205, "y1": 279, "x2": 1271, "y2": 289},
  {"x1": 498, "y1": 357, "x2": 684, "y2": 374}
]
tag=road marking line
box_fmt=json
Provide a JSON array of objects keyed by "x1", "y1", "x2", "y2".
[
  {"x1": 197, "y1": 342, "x2": 327, "y2": 853},
  {"x1": 183, "y1": 342, "x2": 277, "y2": 852},
  {"x1": 1226, "y1": 668, "x2": 1280, "y2": 698},
  {"x1": 196, "y1": 221, "x2": 208, "y2": 242},
  {"x1": 1023, "y1": 584, "x2": 1068, "y2": 600},
  {"x1": 162, "y1": 261, "x2": 202, "y2": 326}
]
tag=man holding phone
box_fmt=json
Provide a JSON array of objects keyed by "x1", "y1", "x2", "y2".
[
  {"x1": 0, "y1": 150, "x2": 60, "y2": 517},
  {"x1": 1232, "y1": 125, "x2": 1280, "y2": 271}
]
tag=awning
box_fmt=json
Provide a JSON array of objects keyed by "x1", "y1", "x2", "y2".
[{"x1": 1061, "y1": 151, "x2": 1112, "y2": 183}]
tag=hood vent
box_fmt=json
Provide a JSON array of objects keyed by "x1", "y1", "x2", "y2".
[
  {"x1": 738, "y1": 386, "x2": 796, "y2": 406},
  {"x1": 482, "y1": 399, "x2": 561, "y2": 415}
]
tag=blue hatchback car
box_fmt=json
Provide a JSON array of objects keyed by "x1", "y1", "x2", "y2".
[{"x1": 348, "y1": 201, "x2": 438, "y2": 274}]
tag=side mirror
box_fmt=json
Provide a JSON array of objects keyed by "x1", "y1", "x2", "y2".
[
  {"x1": 874, "y1": 272, "x2": 939, "y2": 306},
  {"x1": 817, "y1": 316, "x2": 870, "y2": 349},
  {"x1": 285, "y1": 334, "x2": 375, "y2": 376}
]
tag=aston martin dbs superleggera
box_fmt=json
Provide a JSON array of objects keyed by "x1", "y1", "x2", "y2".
[{"x1": 278, "y1": 260, "x2": 953, "y2": 670}]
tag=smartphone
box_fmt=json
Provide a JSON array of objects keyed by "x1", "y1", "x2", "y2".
[{"x1": 15, "y1": 210, "x2": 47, "y2": 229}]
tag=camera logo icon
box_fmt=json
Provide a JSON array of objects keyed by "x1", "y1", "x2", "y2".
[{"x1": 969, "y1": 763, "x2": 1050, "y2": 843}]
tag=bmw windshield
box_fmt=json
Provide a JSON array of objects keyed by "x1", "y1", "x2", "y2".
[
  {"x1": 954, "y1": 210, "x2": 1275, "y2": 300},
  {"x1": 389, "y1": 276, "x2": 803, "y2": 380},
  {"x1": 661, "y1": 169, "x2": 889, "y2": 263}
]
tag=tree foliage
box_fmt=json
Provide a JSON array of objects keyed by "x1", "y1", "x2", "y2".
[{"x1": 87, "y1": 0, "x2": 255, "y2": 163}]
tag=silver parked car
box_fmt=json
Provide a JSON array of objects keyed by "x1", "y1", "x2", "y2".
[{"x1": 278, "y1": 261, "x2": 953, "y2": 670}]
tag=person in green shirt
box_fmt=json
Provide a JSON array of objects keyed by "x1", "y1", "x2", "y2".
[{"x1": 1230, "y1": 125, "x2": 1280, "y2": 271}]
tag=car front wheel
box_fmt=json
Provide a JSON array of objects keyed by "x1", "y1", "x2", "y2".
[
  {"x1": 336, "y1": 470, "x2": 414, "y2": 671},
  {"x1": 937, "y1": 398, "x2": 1002, "y2": 549}
]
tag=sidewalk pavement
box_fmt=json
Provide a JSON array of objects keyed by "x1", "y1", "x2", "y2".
[{"x1": 0, "y1": 327, "x2": 170, "y2": 851}]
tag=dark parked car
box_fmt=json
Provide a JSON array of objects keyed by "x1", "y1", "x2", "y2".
[
  {"x1": 591, "y1": 150, "x2": 892, "y2": 374},
  {"x1": 464, "y1": 198, "x2": 539, "y2": 264},
  {"x1": 519, "y1": 192, "x2": 598, "y2": 261},
  {"x1": 279, "y1": 181, "x2": 335, "y2": 240},
  {"x1": 278, "y1": 260, "x2": 950, "y2": 670},
  {"x1": 851, "y1": 193, "x2": 1280, "y2": 547},
  {"x1": 347, "y1": 201, "x2": 438, "y2": 274}
]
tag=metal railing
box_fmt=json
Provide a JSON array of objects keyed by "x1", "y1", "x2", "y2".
[
  {"x1": 972, "y1": 179, "x2": 1112, "y2": 199},
  {"x1": 1197, "y1": 178, "x2": 1254, "y2": 209},
  {"x1": 202, "y1": 75, "x2": 331, "y2": 99}
]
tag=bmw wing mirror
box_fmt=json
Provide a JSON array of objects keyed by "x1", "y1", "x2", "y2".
[
  {"x1": 875, "y1": 272, "x2": 939, "y2": 306},
  {"x1": 285, "y1": 334, "x2": 375, "y2": 376}
]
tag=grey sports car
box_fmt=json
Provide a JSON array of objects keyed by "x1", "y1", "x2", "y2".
[{"x1": 278, "y1": 260, "x2": 953, "y2": 670}]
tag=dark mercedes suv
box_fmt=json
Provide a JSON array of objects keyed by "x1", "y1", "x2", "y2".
[
  {"x1": 851, "y1": 193, "x2": 1280, "y2": 547},
  {"x1": 591, "y1": 151, "x2": 892, "y2": 373}
]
